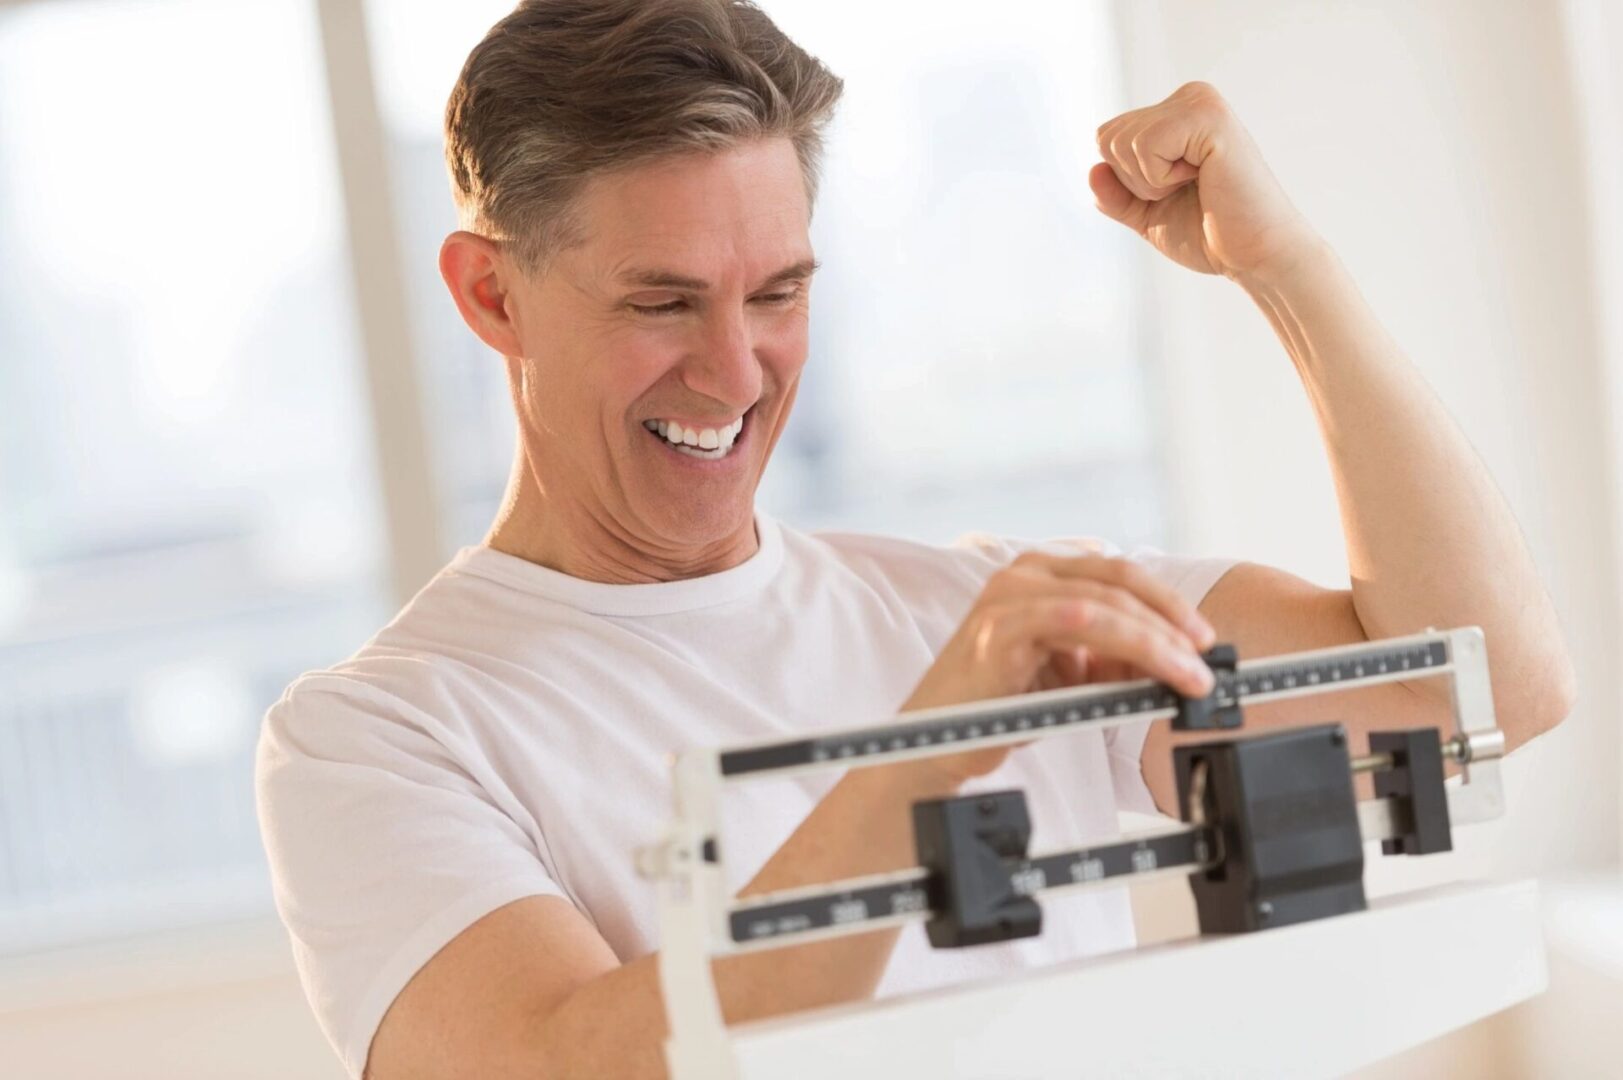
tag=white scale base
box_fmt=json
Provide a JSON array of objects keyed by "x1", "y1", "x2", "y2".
[{"x1": 719, "y1": 880, "x2": 1546, "y2": 1079}]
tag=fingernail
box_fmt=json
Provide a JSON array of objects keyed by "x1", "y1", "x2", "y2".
[
  {"x1": 1177, "y1": 652, "x2": 1214, "y2": 691},
  {"x1": 1189, "y1": 620, "x2": 1215, "y2": 649}
]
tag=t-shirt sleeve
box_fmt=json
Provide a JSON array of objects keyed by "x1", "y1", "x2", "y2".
[
  {"x1": 949, "y1": 530, "x2": 1242, "y2": 816},
  {"x1": 255, "y1": 678, "x2": 569, "y2": 1079}
]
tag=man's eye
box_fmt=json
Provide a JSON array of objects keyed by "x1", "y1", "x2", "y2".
[{"x1": 629, "y1": 299, "x2": 687, "y2": 316}]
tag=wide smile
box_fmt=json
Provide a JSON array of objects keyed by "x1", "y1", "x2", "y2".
[{"x1": 641, "y1": 407, "x2": 753, "y2": 466}]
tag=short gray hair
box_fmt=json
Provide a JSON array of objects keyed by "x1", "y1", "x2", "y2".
[{"x1": 444, "y1": 0, "x2": 844, "y2": 275}]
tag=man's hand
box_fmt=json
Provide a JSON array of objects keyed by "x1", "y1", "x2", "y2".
[
  {"x1": 900, "y1": 551, "x2": 1218, "y2": 783},
  {"x1": 1089, "y1": 81, "x2": 1323, "y2": 286}
]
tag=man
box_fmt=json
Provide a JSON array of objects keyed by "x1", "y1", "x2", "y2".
[{"x1": 255, "y1": 1, "x2": 1577, "y2": 1077}]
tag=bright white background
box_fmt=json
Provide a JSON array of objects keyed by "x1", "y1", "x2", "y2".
[{"x1": 0, "y1": 1, "x2": 1618, "y2": 1076}]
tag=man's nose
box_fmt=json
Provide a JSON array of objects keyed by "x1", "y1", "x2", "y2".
[{"x1": 682, "y1": 306, "x2": 762, "y2": 408}]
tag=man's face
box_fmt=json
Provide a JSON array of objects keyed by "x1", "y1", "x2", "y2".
[{"x1": 504, "y1": 137, "x2": 815, "y2": 561}]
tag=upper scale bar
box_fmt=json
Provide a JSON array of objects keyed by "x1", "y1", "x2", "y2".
[{"x1": 718, "y1": 636, "x2": 1450, "y2": 778}]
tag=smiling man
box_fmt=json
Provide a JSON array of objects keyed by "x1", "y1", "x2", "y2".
[
  {"x1": 255, "y1": 2, "x2": 1578, "y2": 1078},
  {"x1": 467, "y1": 140, "x2": 815, "y2": 582}
]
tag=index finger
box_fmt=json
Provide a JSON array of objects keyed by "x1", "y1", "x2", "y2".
[{"x1": 1042, "y1": 553, "x2": 1215, "y2": 649}]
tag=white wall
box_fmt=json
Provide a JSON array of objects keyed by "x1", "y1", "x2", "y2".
[
  {"x1": 0, "y1": 920, "x2": 342, "y2": 1080},
  {"x1": 1562, "y1": 0, "x2": 1623, "y2": 861}
]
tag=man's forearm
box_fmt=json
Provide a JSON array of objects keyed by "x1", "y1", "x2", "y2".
[
  {"x1": 1235, "y1": 243, "x2": 1578, "y2": 746},
  {"x1": 534, "y1": 760, "x2": 960, "y2": 1079}
]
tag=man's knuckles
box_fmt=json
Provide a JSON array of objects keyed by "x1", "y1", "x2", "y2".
[
  {"x1": 1172, "y1": 80, "x2": 1229, "y2": 115},
  {"x1": 978, "y1": 559, "x2": 1170, "y2": 625}
]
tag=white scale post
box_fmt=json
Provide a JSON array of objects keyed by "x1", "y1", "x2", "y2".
[{"x1": 635, "y1": 627, "x2": 1545, "y2": 1078}]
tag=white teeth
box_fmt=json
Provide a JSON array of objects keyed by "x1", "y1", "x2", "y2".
[{"x1": 643, "y1": 413, "x2": 747, "y2": 456}]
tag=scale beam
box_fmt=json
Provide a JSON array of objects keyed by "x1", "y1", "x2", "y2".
[
  {"x1": 721, "y1": 745, "x2": 1489, "y2": 952},
  {"x1": 717, "y1": 633, "x2": 1452, "y2": 779}
]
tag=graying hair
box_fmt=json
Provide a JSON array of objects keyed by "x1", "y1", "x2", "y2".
[{"x1": 445, "y1": 0, "x2": 844, "y2": 276}]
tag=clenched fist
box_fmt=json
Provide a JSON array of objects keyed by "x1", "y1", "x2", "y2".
[
  {"x1": 1089, "y1": 81, "x2": 1323, "y2": 285},
  {"x1": 901, "y1": 551, "x2": 1218, "y2": 784}
]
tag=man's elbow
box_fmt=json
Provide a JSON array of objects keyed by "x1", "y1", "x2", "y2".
[
  {"x1": 1545, "y1": 651, "x2": 1580, "y2": 731},
  {"x1": 1525, "y1": 649, "x2": 1579, "y2": 739}
]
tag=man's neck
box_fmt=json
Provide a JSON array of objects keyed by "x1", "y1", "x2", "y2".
[{"x1": 483, "y1": 451, "x2": 760, "y2": 585}]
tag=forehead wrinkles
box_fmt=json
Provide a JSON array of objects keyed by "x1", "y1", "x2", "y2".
[
  {"x1": 574, "y1": 142, "x2": 811, "y2": 293},
  {"x1": 599, "y1": 213, "x2": 809, "y2": 295}
]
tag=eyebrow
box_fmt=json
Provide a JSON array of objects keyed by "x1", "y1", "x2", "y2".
[{"x1": 615, "y1": 258, "x2": 820, "y2": 292}]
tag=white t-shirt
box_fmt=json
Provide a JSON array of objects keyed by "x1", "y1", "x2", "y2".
[{"x1": 255, "y1": 510, "x2": 1238, "y2": 1077}]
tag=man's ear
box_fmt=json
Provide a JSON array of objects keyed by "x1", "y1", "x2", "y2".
[{"x1": 439, "y1": 230, "x2": 526, "y2": 357}]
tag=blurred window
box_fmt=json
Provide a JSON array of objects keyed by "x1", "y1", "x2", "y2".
[{"x1": 0, "y1": 0, "x2": 389, "y2": 950}]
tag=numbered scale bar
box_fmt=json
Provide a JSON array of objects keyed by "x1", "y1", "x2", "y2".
[
  {"x1": 719, "y1": 635, "x2": 1449, "y2": 779},
  {"x1": 728, "y1": 827, "x2": 1218, "y2": 949}
]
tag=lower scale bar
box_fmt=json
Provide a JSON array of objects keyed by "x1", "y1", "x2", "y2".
[
  {"x1": 723, "y1": 779, "x2": 1471, "y2": 953},
  {"x1": 727, "y1": 826, "x2": 1219, "y2": 949}
]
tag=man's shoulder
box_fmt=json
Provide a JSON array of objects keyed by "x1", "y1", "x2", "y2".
[
  {"x1": 259, "y1": 650, "x2": 456, "y2": 759},
  {"x1": 777, "y1": 523, "x2": 1113, "y2": 636},
  {"x1": 789, "y1": 520, "x2": 1122, "y2": 584},
  {"x1": 790, "y1": 521, "x2": 966, "y2": 567},
  {"x1": 258, "y1": 567, "x2": 548, "y2": 748},
  {"x1": 300, "y1": 548, "x2": 598, "y2": 687}
]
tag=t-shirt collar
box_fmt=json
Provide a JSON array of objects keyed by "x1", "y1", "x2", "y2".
[{"x1": 451, "y1": 509, "x2": 785, "y2": 617}]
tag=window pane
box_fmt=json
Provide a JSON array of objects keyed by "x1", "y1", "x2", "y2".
[
  {"x1": 757, "y1": 1, "x2": 1166, "y2": 544},
  {"x1": 366, "y1": 0, "x2": 521, "y2": 548},
  {"x1": 0, "y1": 0, "x2": 388, "y2": 951}
]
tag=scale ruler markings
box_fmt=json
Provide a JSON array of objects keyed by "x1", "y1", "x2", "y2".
[
  {"x1": 719, "y1": 639, "x2": 1447, "y2": 777},
  {"x1": 728, "y1": 828, "x2": 1218, "y2": 945}
]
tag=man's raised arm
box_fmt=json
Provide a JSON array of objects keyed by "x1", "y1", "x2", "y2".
[{"x1": 1089, "y1": 82, "x2": 1576, "y2": 740}]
